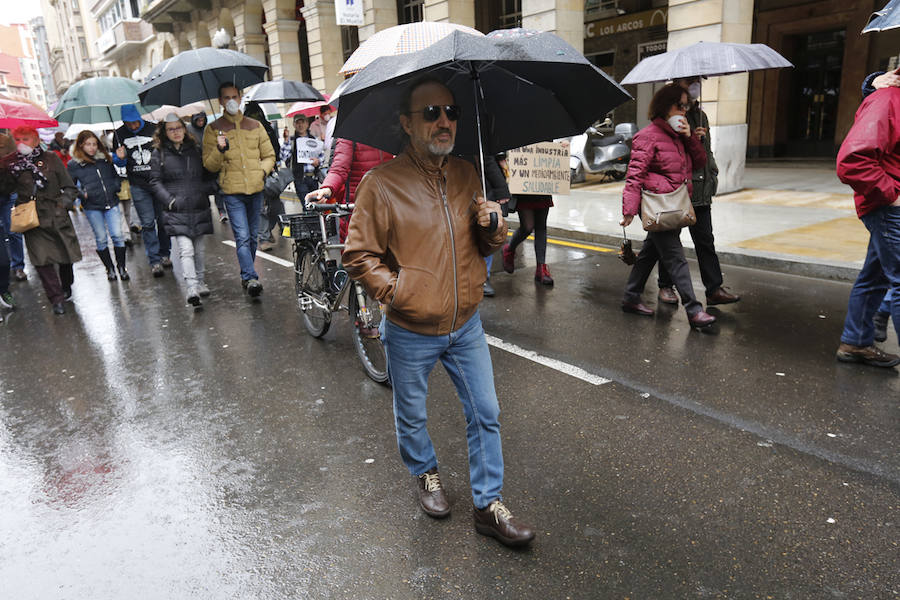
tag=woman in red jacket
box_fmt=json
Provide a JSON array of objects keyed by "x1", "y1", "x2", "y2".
[
  {"x1": 306, "y1": 138, "x2": 393, "y2": 242},
  {"x1": 619, "y1": 83, "x2": 716, "y2": 329}
]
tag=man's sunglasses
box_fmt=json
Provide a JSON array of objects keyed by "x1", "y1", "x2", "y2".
[{"x1": 407, "y1": 105, "x2": 461, "y2": 122}]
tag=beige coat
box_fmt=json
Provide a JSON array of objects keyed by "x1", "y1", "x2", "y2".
[{"x1": 202, "y1": 112, "x2": 275, "y2": 195}]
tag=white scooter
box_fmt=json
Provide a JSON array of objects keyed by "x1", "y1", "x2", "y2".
[{"x1": 569, "y1": 118, "x2": 638, "y2": 184}]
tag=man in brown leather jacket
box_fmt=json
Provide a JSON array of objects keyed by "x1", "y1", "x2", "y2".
[{"x1": 343, "y1": 77, "x2": 535, "y2": 547}]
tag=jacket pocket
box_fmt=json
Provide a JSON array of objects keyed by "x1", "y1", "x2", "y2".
[{"x1": 390, "y1": 266, "x2": 445, "y2": 323}]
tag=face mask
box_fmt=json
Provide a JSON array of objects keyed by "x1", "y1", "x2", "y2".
[
  {"x1": 667, "y1": 115, "x2": 687, "y2": 134},
  {"x1": 225, "y1": 99, "x2": 240, "y2": 115},
  {"x1": 688, "y1": 82, "x2": 702, "y2": 100},
  {"x1": 17, "y1": 143, "x2": 33, "y2": 155}
]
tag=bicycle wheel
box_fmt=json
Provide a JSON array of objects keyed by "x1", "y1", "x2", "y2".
[
  {"x1": 294, "y1": 244, "x2": 331, "y2": 337},
  {"x1": 349, "y1": 282, "x2": 390, "y2": 384}
]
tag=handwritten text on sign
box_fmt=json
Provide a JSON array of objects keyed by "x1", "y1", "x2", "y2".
[{"x1": 507, "y1": 142, "x2": 570, "y2": 196}]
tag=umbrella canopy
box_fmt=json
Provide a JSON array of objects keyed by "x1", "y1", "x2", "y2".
[
  {"x1": 0, "y1": 98, "x2": 58, "y2": 128},
  {"x1": 864, "y1": 0, "x2": 900, "y2": 32},
  {"x1": 285, "y1": 98, "x2": 332, "y2": 118},
  {"x1": 64, "y1": 122, "x2": 121, "y2": 140},
  {"x1": 620, "y1": 41, "x2": 793, "y2": 85},
  {"x1": 53, "y1": 77, "x2": 159, "y2": 124},
  {"x1": 144, "y1": 101, "x2": 208, "y2": 121},
  {"x1": 243, "y1": 80, "x2": 325, "y2": 103},
  {"x1": 334, "y1": 30, "x2": 630, "y2": 156},
  {"x1": 138, "y1": 47, "x2": 269, "y2": 106},
  {"x1": 339, "y1": 21, "x2": 484, "y2": 75}
]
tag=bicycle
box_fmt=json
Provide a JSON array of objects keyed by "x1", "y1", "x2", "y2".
[{"x1": 279, "y1": 202, "x2": 389, "y2": 384}]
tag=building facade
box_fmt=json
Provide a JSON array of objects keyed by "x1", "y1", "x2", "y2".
[
  {"x1": 0, "y1": 23, "x2": 50, "y2": 107},
  {"x1": 29, "y1": 17, "x2": 58, "y2": 106},
  {"x1": 39, "y1": 0, "x2": 108, "y2": 97},
  {"x1": 38, "y1": 0, "x2": 899, "y2": 190}
]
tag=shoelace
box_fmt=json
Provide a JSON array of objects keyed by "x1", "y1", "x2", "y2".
[
  {"x1": 421, "y1": 471, "x2": 442, "y2": 492},
  {"x1": 489, "y1": 501, "x2": 513, "y2": 524}
]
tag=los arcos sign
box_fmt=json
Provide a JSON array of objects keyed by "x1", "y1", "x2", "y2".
[{"x1": 584, "y1": 8, "x2": 667, "y2": 39}]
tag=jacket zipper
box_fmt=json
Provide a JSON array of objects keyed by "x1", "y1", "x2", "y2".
[
  {"x1": 96, "y1": 167, "x2": 111, "y2": 209},
  {"x1": 440, "y1": 174, "x2": 459, "y2": 333}
]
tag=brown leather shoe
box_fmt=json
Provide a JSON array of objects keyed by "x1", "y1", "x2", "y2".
[
  {"x1": 657, "y1": 286, "x2": 679, "y2": 305},
  {"x1": 417, "y1": 468, "x2": 450, "y2": 518},
  {"x1": 473, "y1": 500, "x2": 535, "y2": 547},
  {"x1": 688, "y1": 310, "x2": 716, "y2": 329},
  {"x1": 836, "y1": 343, "x2": 900, "y2": 368},
  {"x1": 707, "y1": 287, "x2": 740, "y2": 305},
  {"x1": 621, "y1": 301, "x2": 654, "y2": 316}
]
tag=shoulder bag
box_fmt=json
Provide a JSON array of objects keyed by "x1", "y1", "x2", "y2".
[
  {"x1": 640, "y1": 182, "x2": 696, "y2": 232},
  {"x1": 11, "y1": 197, "x2": 39, "y2": 233}
]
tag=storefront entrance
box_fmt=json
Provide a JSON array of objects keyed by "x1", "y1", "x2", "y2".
[{"x1": 783, "y1": 29, "x2": 845, "y2": 157}]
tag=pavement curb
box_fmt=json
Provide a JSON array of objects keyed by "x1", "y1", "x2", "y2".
[{"x1": 507, "y1": 219, "x2": 862, "y2": 283}]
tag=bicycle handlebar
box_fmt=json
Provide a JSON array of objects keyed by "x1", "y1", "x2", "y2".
[{"x1": 305, "y1": 201, "x2": 354, "y2": 213}]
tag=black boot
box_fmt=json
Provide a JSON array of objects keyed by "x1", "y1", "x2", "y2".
[
  {"x1": 874, "y1": 311, "x2": 889, "y2": 343},
  {"x1": 114, "y1": 246, "x2": 130, "y2": 281},
  {"x1": 97, "y1": 248, "x2": 117, "y2": 280}
]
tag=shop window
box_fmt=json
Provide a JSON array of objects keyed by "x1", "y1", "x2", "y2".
[
  {"x1": 341, "y1": 26, "x2": 360, "y2": 63},
  {"x1": 586, "y1": 51, "x2": 615, "y2": 69},
  {"x1": 498, "y1": 0, "x2": 522, "y2": 29},
  {"x1": 397, "y1": 0, "x2": 424, "y2": 25},
  {"x1": 475, "y1": 0, "x2": 520, "y2": 32}
]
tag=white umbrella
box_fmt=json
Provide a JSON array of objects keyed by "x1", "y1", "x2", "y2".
[
  {"x1": 144, "y1": 102, "x2": 207, "y2": 121},
  {"x1": 64, "y1": 121, "x2": 122, "y2": 139},
  {"x1": 338, "y1": 21, "x2": 483, "y2": 75},
  {"x1": 621, "y1": 41, "x2": 792, "y2": 85}
]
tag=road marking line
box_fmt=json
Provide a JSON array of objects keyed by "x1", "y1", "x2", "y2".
[
  {"x1": 484, "y1": 334, "x2": 611, "y2": 386},
  {"x1": 507, "y1": 231, "x2": 616, "y2": 253},
  {"x1": 236, "y1": 238, "x2": 609, "y2": 386},
  {"x1": 222, "y1": 240, "x2": 293, "y2": 268}
]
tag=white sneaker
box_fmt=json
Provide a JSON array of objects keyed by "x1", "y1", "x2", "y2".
[{"x1": 197, "y1": 282, "x2": 211, "y2": 297}]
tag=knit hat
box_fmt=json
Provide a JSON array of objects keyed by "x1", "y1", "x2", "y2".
[{"x1": 120, "y1": 104, "x2": 142, "y2": 122}]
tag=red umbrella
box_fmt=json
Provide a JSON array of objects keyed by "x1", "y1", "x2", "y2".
[
  {"x1": 285, "y1": 96, "x2": 331, "y2": 118},
  {"x1": 0, "y1": 98, "x2": 58, "y2": 128}
]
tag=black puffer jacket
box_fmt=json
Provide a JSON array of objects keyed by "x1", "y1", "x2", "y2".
[
  {"x1": 148, "y1": 140, "x2": 214, "y2": 238},
  {"x1": 67, "y1": 157, "x2": 122, "y2": 210}
]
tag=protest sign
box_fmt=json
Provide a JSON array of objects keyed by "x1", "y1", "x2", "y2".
[
  {"x1": 296, "y1": 137, "x2": 324, "y2": 164},
  {"x1": 506, "y1": 141, "x2": 570, "y2": 195}
]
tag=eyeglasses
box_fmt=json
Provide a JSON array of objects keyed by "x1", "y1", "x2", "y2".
[
  {"x1": 407, "y1": 105, "x2": 461, "y2": 122},
  {"x1": 676, "y1": 102, "x2": 691, "y2": 111}
]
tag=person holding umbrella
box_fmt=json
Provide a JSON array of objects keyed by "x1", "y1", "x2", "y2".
[
  {"x1": 343, "y1": 76, "x2": 535, "y2": 548},
  {"x1": 202, "y1": 82, "x2": 276, "y2": 298},
  {"x1": 114, "y1": 104, "x2": 171, "y2": 277}
]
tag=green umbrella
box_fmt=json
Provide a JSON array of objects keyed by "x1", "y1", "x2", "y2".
[{"x1": 52, "y1": 77, "x2": 159, "y2": 124}]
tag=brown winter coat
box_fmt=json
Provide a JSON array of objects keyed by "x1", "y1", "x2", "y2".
[{"x1": 12, "y1": 149, "x2": 82, "y2": 267}]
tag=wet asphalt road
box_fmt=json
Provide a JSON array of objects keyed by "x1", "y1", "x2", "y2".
[{"x1": 0, "y1": 213, "x2": 897, "y2": 599}]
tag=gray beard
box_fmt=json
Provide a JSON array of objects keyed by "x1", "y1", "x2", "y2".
[{"x1": 428, "y1": 141, "x2": 454, "y2": 156}]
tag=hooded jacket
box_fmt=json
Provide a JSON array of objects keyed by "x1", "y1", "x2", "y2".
[
  {"x1": 622, "y1": 117, "x2": 707, "y2": 217},
  {"x1": 113, "y1": 107, "x2": 158, "y2": 188},
  {"x1": 202, "y1": 111, "x2": 276, "y2": 195},
  {"x1": 343, "y1": 145, "x2": 507, "y2": 336},
  {"x1": 187, "y1": 112, "x2": 208, "y2": 146},
  {"x1": 837, "y1": 87, "x2": 900, "y2": 218},
  {"x1": 67, "y1": 156, "x2": 122, "y2": 211},
  {"x1": 148, "y1": 139, "x2": 214, "y2": 238}
]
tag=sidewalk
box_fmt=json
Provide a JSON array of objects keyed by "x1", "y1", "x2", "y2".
[{"x1": 515, "y1": 160, "x2": 866, "y2": 281}]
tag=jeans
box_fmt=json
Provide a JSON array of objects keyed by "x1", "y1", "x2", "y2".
[
  {"x1": 841, "y1": 206, "x2": 900, "y2": 346},
  {"x1": 131, "y1": 184, "x2": 170, "y2": 265},
  {"x1": 382, "y1": 312, "x2": 503, "y2": 508},
  {"x1": 258, "y1": 194, "x2": 285, "y2": 241},
  {"x1": 484, "y1": 254, "x2": 492, "y2": 279},
  {"x1": 658, "y1": 205, "x2": 723, "y2": 295},
  {"x1": 624, "y1": 228, "x2": 703, "y2": 316},
  {"x1": 171, "y1": 235, "x2": 206, "y2": 288},
  {"x1": 84, "y1": 206, "x2": 125, "y2": 251},
  {"x1": 0, "y1": 214, "x2": 9, "y2": 294},
  {"x1": 0, "y1": 193, "x2": 25, "y2": 270},
  {"x1": 222, "y1": 192, "x2": 263, "y2": 281},
  {"x1": 878, "y1": 288, "x2": 893, "y2": 315}
]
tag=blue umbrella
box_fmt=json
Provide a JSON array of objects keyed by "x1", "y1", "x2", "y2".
[{"x1": 863, "y1": 0, "x2": 900, "y2": 33}]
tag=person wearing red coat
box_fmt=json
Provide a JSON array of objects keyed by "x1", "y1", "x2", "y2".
[
  {"x1": 834, "y1": 86, "x2": 900, "y2": 368},
  {"x1": 307, "y1": 138, "x2": 393, "y2": 242},
  {"x1": 619, "y1": 83, "x2": 716, "y2": 329}
]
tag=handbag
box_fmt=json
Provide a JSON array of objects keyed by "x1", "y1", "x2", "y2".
[
  {"x1": 10, "y1": 198, "x2": 39, "y2": 233},
  {"x1": 640, "y1": 182, "x2": 696, "y2": 232}
]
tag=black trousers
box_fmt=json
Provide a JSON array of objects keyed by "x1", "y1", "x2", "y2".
[
  {"x1": 624, "y1": 229, "x2": 702, "y2": 316},
  {"x1": 658, "y1": 205, "x2": 723, "y2": 295},
  {"x1": 0, "y1": 224, "x2": 9, "y2": 294},
  {"x1": 35, "y1": 263, "x2": 74, "y2": 305}
]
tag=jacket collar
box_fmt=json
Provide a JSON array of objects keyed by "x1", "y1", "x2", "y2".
[
  {"x1": 224, "y1": 111, "x2": 244, "y2": 126},
  {"x1": 403, "y1": 143, "x2": 447, "y2": 178}
]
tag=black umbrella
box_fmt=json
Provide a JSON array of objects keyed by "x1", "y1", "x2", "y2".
[
  {"x1": 243, "y1": 79, "x2": 325, "y2": 103},
  {"x1": 335, "y1": 30, "x2": 630, "y2": 157},
  {"x1": 864, "y1": 0, "x2": 900, "y2": 32},
  {"x1": 137, "y1": 47, "x2": 269, "y2": 107}
]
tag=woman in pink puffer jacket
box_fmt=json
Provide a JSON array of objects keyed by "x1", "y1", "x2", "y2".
[{"x1": 619, "y1": 83, "x2": 716, "y2": 329}]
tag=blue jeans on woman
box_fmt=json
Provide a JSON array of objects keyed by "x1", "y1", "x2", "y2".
[
  {"x1": 84, "y1": 205, "x2": 124, "y2": 251},
  {"x1": 0, "y1": 193, "x2": 25, "y2": 272},
  {"x1": 131, "y1": 184, "x2": 170, "y2": 266},
  {"x1": 841, "y1": 206, "x2": 900, "y2": 346},
  {"x1": 222, "y1": 192, "x2": 263, "y2": 281},
  {"x1": 382, "y1": 312, "x2": 504, "y2": 509}
]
